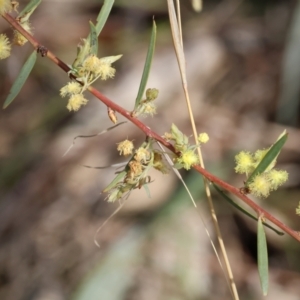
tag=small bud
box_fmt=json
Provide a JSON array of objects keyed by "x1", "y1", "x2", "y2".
[
  {"x1": 146, "y1": 88, "x2": 159, "y2": 100},
  {"x1": 198, "y1": 132, "x2": 209, "y2": 144},
  {"x1": 108, "y1": 107, "x2": 117, "y2": 124}
]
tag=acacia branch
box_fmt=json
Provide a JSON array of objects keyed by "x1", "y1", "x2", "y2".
[{"x1": 3, "y1": 12, "x2": 300, "y2": 243}]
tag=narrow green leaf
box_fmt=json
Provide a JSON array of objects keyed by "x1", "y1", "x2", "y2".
[
  {"x1": 276, "y1": 1, "x2": 300, "y2": 126},
  {"x1": 134, "y1": 20, "x2": 157, "y2": 109},
  {"x1": 142, "y1": 183, "x2": 151, "y2": 198},
  {"x1": 3, "y1": 50, "x2": 37, "y2": 109},
  {"x1": 72, "y1": 0, "x2": 114, "y2": 70},
  {"x1": 95, "y1": 0, "x2": 115, "y2": 36},
  {"x1": 257, "y1": 217, "x2": 269, "y2": 296},
  {"x1": 102, "y1": 171, "x2": 127, "y2": 193},
  {"x1": 18, "y1": 0, "x2": 42, "y2": 22},
  {"x1": 246, "y1": 133, "x2": 288, "y2": 186},
  {"x1": 81, "y1": 163, "x2": 126, "y2": 170},
  {"x1": 213, "y1": 184, "x2": 284, "y2": 235},
  {"x1": 89, "y1": 21, "x2": 98, "y2": 56}
]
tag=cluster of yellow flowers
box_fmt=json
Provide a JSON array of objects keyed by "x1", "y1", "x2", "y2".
[
  {"x1": 164, "y1": 124, "x2": 209, "y2": 170},
  {"x1": 104, "y1": 126, "x2": 210, "y2": 202},
  {"x1": 0, "y1": 0, "x2": 34, "y2": 54},
  {"x1": 235, "y1": 149, "x2": 288, "y2": 198},
  {"x1": 60, "y1": 54, "x2": 122, "y2": 112},
  {"x1": 0, "y1": 1, "x2": 14, "y2": 59},
  {"x1": 0, "y1": 23, "x2": 34, "y2": 60},
  {"x1": 104, "y1": 139, "x2": 169, "y2": 202}
]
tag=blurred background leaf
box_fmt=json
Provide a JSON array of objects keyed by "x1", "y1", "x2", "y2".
[{"x1": 276, "y1": 0, "x2": 300, "y2": 126}]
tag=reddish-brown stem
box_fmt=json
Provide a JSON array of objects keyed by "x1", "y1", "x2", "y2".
[
  {"x1": 3, "y1": 13, "x2": 300, "y2": 242},
  {"x1": 192, "y1": 165, "x2": 300, "y2": 241}
]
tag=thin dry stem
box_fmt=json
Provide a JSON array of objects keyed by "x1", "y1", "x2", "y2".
[{"x1": 166, "y1": 2, "x2": 238, "y2": 299}]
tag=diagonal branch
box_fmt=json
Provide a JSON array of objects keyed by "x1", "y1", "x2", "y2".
[{"x1": 3, "y1": 12, "x2": 300, "y2": 243}]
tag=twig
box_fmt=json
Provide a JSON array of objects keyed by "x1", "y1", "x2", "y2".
[{"x1": 3, "y1": 12, "x2": 300, "y2": 243}]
